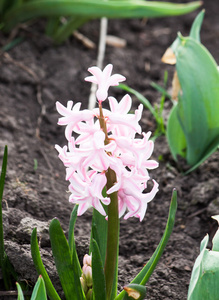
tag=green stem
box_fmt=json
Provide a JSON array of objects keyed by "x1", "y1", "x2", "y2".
[
  {"x1": 98, "y1": 103, "x2": 119, "y2": 299},
  {"x1": 104, "y1": 169, "x2": 119, "y2": 300}
]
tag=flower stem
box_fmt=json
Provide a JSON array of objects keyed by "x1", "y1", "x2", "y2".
[
  {"x1": 105, "y1": 168, "x2": 119, "y2": 300},
  {"x1": 98, "y1": 103, "x2": 119, "y2": 299}
]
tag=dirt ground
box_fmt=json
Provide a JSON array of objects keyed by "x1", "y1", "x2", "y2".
[{"x1": 0, "y1": 0, "x2": 219, "y2": 299}]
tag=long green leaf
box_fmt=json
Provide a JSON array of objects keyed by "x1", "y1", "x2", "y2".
[
  {"x1": 115, "y1": 190, "x2": 177, "y2": 300},
  {"x1": 91, "y1": 239, "x2": 106, "y2": 300},
  {"x1": 0, "y1": 146, "x2": 14, "y2": 290},
  {"x1": 68, "y1": 205, "x2": 81, "y2": 276},
  {"x1": 52, "y1": 16, "x2": 89, "y2": 44},
  {"x1": 31, "y1": 228, "x2": 61, "y2": 300},
  {"x1": 3, "y1": 1, "x2": 202, "y2": 31},
  {"x1": 49, "y1": 218, "x2": 85, "y2": 300},
  {"x1": 0, "y1": 145, "x2": 7, "y2": 269},
  {"x1": 90, "y1": 205, "x2": 108, "y2": 266},
  {"x1": 45, "y1": 17, "x2": 60, "y2": 37}
]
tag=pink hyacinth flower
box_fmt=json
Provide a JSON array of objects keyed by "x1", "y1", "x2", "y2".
[
  {"x1": 69, "y1": 171, "x2": 110, "y2": 216},
  {"x1": 56, "y1": 64, "x2": 159, "y2": 221},
  {"x1": 85, "y1": 64, "x2": 126, "y2": 102},
  {"x1": 56, "y1": 100, "x2": 93, "y2": 141}
]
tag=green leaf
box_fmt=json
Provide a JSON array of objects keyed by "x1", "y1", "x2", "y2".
[
  {"x1": 212, "y1": 216, "x2": 219, "y2": 252},
  {"x1": 3, "y1": 1, "x2": 202, "y2": 32},
  {"x1": 0, "y1": 145, "x2": 7, "y2": 268},
  {"x1": 68, "y1": 205, "x2": 82, "y2": 288},
  {"x1": 189, "y1": 9, "x2": 205, "y2": 42},
  {"x1": 167, "y1": 104, "x2": 187, "y2": 161},
  {"x1": 68, "y1": 205, "x2": 81, "y2": 277},
  {"x1": 16, "y1": 282, "x2": 25, "y2": 300},
  {"x1": 0, "y1": 146, "x2": 16, "y2": 290},
  {"x1": 174, "y1": 35, "x2": 219, "y2": 166},
  {"x1": 52, "y1": 16, "x2": 89, "y2": 44},
  {"x1": 91, "y1": 239, "x2": 106, "y2": 300},
  {"x1": 115, "y1": 190, "x2": 177, "y2": 300},
  {"x1": 49, "y1": 218, "x2": 85, "y2": 300},
  {"x1": 1, "y1": 36, "x2": 24, "y2": 52},
  {"x1": 150, "y1": 81, "x2": 171, "y2": 100},
  {"x1": 123, "y1": 284, "x2": 146, "y2": 300},
  {"x1": 45, "y1": 17, "x2": 60, "y2": 37},
  {"x1": 188, "y1": 234, "x2": 219, "y2": 300},
  {"x1": 31, "y1": 228, "x2": 61, "y2": 300},
  {"x1": 31, "y1": 276, "x2": 47, "y2": 300},
  {"x1": 184, "y1": 136, "x2": 219, "y2": 174},
  {"x1": 90, "y1": 204, "x2": 108, "y2": 266},
  {"x1": 188, "y1": 235, "x2": 209, "y2": 300}
]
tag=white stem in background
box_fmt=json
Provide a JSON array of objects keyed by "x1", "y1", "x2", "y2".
[{"x1": 88, "y1": 17, "x2": 108, "y2": 110}]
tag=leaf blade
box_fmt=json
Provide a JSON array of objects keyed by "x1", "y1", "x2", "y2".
[
  {"x1": 3, "y1": 1, "x2": 202, "y2": 31},
  {"x1": 31, "y1": 228, "x2": 61, "y2": 300},
  {"x1": 49, "y1": 218, "x2": 85, "y2": 300},
  {"x1": 91, "y1": 239, "x2": 106, "y2": 300}
]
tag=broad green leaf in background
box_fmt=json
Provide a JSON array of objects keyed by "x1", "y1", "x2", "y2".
[
  {"x1": 188, "y1": 220, "x2": 219, "y2": 300},
  {"x1": 167, "y1": 11, "x2": 219, "y2": 171},
  {"x1": 175, "y1": 35, "x2": 219, "y2": 166},
  {"x1": 115, "y1": 189, "x2": 177, "y2": 300},
  {"x1": 166, "y1": 104, "x2": 187, "y2": 161},
  {"x1": 187, "y1": 235, "x2": 209, "y2": 300},
  {"x1": 212, "y1": 215, "x2": 219, "y2": 252},
  {"x1": 49, "y1": 218, "x2": 85, "y2": 300},
  {"x1": 1, "y1": 0, "x2": 202, "y2": 43}
]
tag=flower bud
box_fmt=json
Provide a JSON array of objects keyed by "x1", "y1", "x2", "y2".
[
  {"x1": 80, "y1": 276, "x2": 88, "y2": 294},
  {"x1": 82, "y1": 265, "x2": 92, "y2": 288},
  {"x1": 83, "y1": 254, "x2": 92, "y2": 266}
]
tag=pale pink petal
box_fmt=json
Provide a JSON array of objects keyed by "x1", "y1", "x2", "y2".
[
  {"x1": 77, "y1": 202, "x2": 90, "y2": 216},
  {"x1": 108, "y1": 74, "x2": 126, "y2": 86}
]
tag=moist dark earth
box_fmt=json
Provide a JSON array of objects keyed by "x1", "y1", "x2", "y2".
[{"x1": 0, "y1": 0, "x2": 219, "y2": 299}]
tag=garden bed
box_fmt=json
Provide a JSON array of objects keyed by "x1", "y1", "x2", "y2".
[{"x1": 0, "y1": 0, "x2": 219, "y2": 299}]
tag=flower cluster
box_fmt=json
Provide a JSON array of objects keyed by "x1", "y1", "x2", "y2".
[{"x1": 56, "y1": 64, "x2": 158, "y2": 221}]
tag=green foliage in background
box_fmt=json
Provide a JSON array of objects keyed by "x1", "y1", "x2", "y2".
[
  {"x1": 0, "y1": 0, "x2": 201, "y2": 44},
  {"x1": 166, "y1": 10, "x2": 219, "y2": 173},
  {"x1": 188, "y1": 216, "x2": 219, "y2": 300}
]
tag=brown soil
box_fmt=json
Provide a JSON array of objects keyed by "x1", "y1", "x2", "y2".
[{"x1": 0, "y1": 0, "x2": 219, "y2": 299}]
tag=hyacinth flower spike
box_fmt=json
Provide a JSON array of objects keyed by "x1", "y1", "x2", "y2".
[{"x1": 56, "y1": 64, "x2": 158, "y2": 299}]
